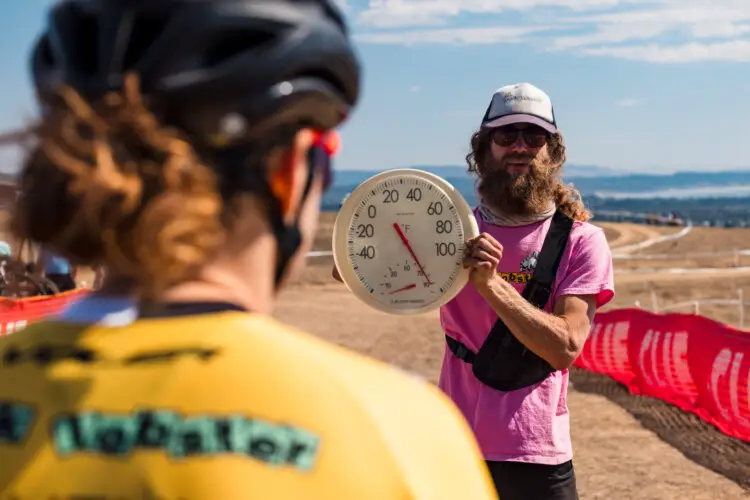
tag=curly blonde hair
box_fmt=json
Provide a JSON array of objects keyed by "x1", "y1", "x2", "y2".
[
  {"x1": 466, "y1": 129, "x2": 591, "y2": 222},
  {"x1": 11, "y1": 74, "x2": 226, "y2": 298}
]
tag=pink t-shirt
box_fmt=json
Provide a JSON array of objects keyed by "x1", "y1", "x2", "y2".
[{"x1": 438, "y1": 208, "x2": 614, "y2": 465}]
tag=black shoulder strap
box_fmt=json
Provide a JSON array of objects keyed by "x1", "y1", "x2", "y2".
[
  {"x1": 444, "y1": 209, "x2": 575, "y2": 366},
  {"x1": 521, "y1": 210, "x2": 574, "y2": 309}
]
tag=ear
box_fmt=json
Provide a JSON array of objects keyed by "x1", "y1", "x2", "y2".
[{"x1": 268, "y1": 129, "x2": 315, "y2": 222}]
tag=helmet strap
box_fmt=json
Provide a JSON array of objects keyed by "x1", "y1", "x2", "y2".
[
  {"x1": 266, "y1": 144, "x2": 323, "y2": 286},
  {"x1": 211, "y1": 140, "x2": 318, "y2": 289},
  {"x1": 260, "y1": 181, "x2": 303, "y2": 287}
]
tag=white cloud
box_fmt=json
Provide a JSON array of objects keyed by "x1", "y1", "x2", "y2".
[
  {"x1": 351, "y1": 0, "x2": 750, "y2": 62},
  {"x1": 355, "y1": 25, "x2": 549, "y2": 45},
  {"x1": 355, "y1": 0, "x2": 641, "y2": 28},
  {"x1": 408, "y1": 85, "x2": 422, "y2": 92},
  {"x1": 585, "y1": 40, "x2": 750, "y2": 62},
  {"x1": 616, "y1": 98, "x2": 643, "y2": 107},
  {"x1": 356, "y1": 1, "x2": 454, "y2": 28}
]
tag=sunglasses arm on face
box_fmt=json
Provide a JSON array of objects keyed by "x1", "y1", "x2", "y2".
[
  {"x1": 312, "y1": 130, "x2": 340, "y2": 156},
  {"x1": 306, "y1": 130, "x2": 341, "y2": 191}
]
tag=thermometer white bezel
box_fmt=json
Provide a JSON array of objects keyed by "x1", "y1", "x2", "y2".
[{"x1": 331, "y1": 168, "x2": 480, "y2": 316}]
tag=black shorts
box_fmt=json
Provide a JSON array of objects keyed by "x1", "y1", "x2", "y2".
[
  {"x1": 485, "y1": 460, "x2": 578, "y2": 500},
  {"x1": 46, "y1": 273, "x2": 77, "y2": 293}
]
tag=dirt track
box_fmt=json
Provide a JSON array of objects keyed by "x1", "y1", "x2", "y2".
[
  {"x1": 599, "y1": 222, "x2": 672, "y2": 249},
  {"x1": 275, "y1": 214, "x2": 750, "y2": 499}
]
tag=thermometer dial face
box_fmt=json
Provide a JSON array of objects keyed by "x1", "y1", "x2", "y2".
[{"x1": 332, "y1": 169, "x2": 479, "y2": 315}]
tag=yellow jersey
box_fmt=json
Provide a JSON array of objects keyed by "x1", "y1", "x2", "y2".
[{"x1": 0, "y1": 307, "x2": 497, "y2": 499}]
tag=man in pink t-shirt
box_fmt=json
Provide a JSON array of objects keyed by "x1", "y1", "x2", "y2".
[{"x1": 442, "y1": 83, "x2": 614, "y2": 499}]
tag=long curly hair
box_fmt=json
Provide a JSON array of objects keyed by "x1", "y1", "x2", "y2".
[
  {"x1": 466, "y1": 129, "x2": 591, "y2": 222},
  {"x1": 10, "y1": 73, "x2": 226, "y2": 298}
]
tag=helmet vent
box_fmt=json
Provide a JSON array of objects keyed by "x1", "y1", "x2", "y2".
[
  {"x1": 302, "y1": 69, "x2": 347, "y2": 100},
  {"x1": 203, "y1": 28, "x2": 280, "y2": 68},
  {"x1": 61, "y1": 4, "x2": 99, "y2": 76},
  {"x1": 122, "y1": 13, "x2": 170, "y2": 71}
]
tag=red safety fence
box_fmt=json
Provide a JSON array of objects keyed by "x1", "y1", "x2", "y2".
[
  {"x1": 575, "y1": 308, "x2": 750, "y2": 442},
  {"x1": 0, "y1": 289, "x2": 89, "y2": 336}
]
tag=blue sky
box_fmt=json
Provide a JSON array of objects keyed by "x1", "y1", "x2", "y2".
[{"x1": 1, "y1": 0, "x2": 749, "y2": 174}]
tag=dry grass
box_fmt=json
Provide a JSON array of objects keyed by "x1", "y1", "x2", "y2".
[{"x1": 643, "y1": 225, "x2": 750, "y2": 255}]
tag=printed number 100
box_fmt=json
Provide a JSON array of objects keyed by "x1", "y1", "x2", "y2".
[{"x1": 435, "y1": 242, "x2": 457, "y2": 256}]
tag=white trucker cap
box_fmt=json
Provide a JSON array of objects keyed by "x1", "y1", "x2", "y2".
[{"x1": 480, "y1": 82, "x2": 557, "y2": 134}]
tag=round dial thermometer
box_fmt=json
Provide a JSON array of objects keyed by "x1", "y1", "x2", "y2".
[{"x1": 332, "y1": 169, "x2": 479, "y2": 315}]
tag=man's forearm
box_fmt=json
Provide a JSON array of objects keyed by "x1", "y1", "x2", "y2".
[{"x1": 478, "y1": 277, "x2": 577, "y2": 370}]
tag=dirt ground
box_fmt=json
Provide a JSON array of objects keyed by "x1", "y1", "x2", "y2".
[{"x1": 274, "y1": 213, "x2": 750, "y2": 499}]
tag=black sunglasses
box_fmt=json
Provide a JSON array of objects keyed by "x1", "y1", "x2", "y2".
[{"x1": 491, "y1": 126, "x2": 549, "y2": 148}]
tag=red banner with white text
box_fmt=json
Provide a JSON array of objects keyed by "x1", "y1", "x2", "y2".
[
  {"x1": 575, "y1": 308, "x2": 750, "y2": 442},
  {"x1": 0, "y1": 289, "x2": 89, "y2": 336}
]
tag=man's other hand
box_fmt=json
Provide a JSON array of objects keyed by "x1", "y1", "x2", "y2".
[{"x1": 331, "y1": 265, "x2": 343, "y2": 283}]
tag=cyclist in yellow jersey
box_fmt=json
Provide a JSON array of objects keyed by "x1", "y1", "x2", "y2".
[{"x1": 0, "y1": 1, "x2": 497, "y2": 498}]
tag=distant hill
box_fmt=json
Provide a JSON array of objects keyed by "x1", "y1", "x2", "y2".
[
  {"x1": 333, "y1": 163, "x2": 622, "y2": 186},
  {"x1": 324, "y1": 166, "x2": 750, "y2": 210},
  {"x1": 563, "y1": 170, "x2": 750, "y2": 196}
]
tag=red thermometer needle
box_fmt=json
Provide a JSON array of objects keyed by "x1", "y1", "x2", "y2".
[{"x1": 392, "y1": 223, "x2": 433, "y2": 285}]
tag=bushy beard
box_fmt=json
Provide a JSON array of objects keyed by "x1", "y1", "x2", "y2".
[{"x1": 476, "y1": 151, "x2": 559, "y2": 216}]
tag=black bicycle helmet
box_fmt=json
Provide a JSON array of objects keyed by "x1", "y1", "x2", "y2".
[
  {"x1": 31, "y1": 0, "x2": 359, "y2": 145},
  {"x1": 29, "y1": 0, "x2": 362, "y2": 286}
]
